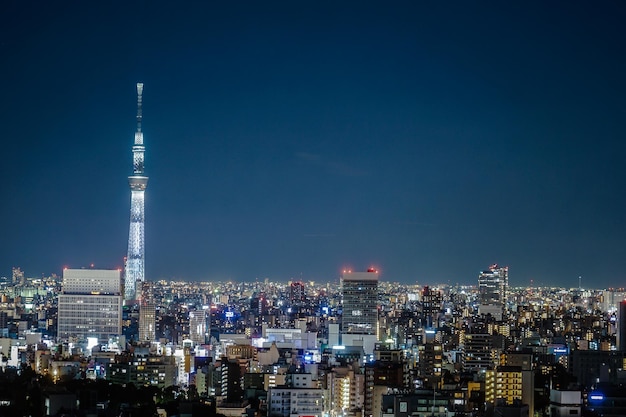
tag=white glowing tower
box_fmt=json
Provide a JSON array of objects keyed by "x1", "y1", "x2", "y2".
[{"x1": 125, "y1": 82, "x2": 148, "y2": 301}]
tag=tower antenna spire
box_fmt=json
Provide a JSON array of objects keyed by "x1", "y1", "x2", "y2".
[
  {"x1": 126, "y1": 82, "x2": 148, "y2": 302},
  {"x1": 136, "y1": 82, "x2": 143, "y2": 134}
]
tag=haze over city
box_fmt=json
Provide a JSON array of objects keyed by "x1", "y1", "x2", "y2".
[{"x1": 1, "y1": 2, "x2": 625, "y2": 287}]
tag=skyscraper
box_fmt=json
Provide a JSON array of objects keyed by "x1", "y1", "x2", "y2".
[
  {"x1": 289, "y1": 281, "x2": 305, "y2": 304},
  {"x1": 138, "y1": 281, "x2": 156, "y2": 342},
  {"x1": 478, "y1": 264, "x2": 509, "y2": 307},
  {"x1": 57, "y1": 268, "x2": 123, "y2": 343},
  {"x1": 422, "y1": 286, "x2": 442, "y2": 328},
  {"x1": 125, "y1": 83, "x2": 148, "y2": 301},
  {"x1": 617, "y1": 300, "x2": 626, "y2": 351},
  {"x1": 341, "y1": 269, "x2": 379, "y2": 337},
  {"x1": 12, "y1": 267, "x2": 24, "y2": 285},
  {"x1": 189, "y1": 309, "x2": 207, "y2": 345}
]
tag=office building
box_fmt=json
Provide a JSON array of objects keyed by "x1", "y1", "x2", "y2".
[
  {"x1": 57, "y1": 269, "x2": 122, "y2": 343},
  {"x1": 421, "y1": 286, "x2": 442, "y2": 328},
  {"x1": 12, "y1": 267, "x2": 24, "y2": 285},
  {"x1": 341, "y1": 268, "x2": 379, "y2": 354},
  {"x1": 138, "y1": 281, "x2": 156, "y2": 342},
  {"x1": 617, "y1": 300, "x2": 626, "y2": 351},
  {"x1": 189, "y1": 309, "x2": 207, "y2": 345},
  {"x1": 478, "y1": 264, "x2": 509, "y2": 308},
  {"x1": 570, "y1": 350, "x2": 626, "y2": 387},
  {"x1": 341, "y1": 269, "x2": 379, "y2": 336},
  {"x1": 289, "y1": 281, "x2": 305, "y2": 304}
]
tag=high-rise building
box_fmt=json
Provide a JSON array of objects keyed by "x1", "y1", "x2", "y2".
[
  {"x1": 341, "y1": 269, "x2": 379, "y2": 337},
  {"x1": 289, "y1": 281, "x2": 305, "y2": 304},
  {"x1": 138, "y1": 281, "x2": 156, "y2": 342},
  {"x1": 189, "y1": 309, "x2": 207, "y2": 345},
  {"x1": 617, "y1": 300, "x2": 626, "y2": 351},
  {"x1": 125, "y1": 83, "x2": 148, "y2": 301},
  {"x1": 364, "y1": 345, "x2": 410, "y2": 417},
  {"x1": 463, "y1": 333, "x2": 496, "y2": 372},
  {"x1": 417, "y1": 342, "x2": 443, "y2": 388},
  {"x1": 0, "y1": 311, "x2": 8, "y2": 337},
  {"x1": 478, "y1": 264, "x2": 509, "y2": 307},
  {"x1": 57, "y1": 269, "x2": 123, "y2": 343},
  {"x1": 12, "y1": 267, "x2": 24, "y2": 285},
  {"x1": 422, "y1": 286, "x2": 442, "y2": 328}
]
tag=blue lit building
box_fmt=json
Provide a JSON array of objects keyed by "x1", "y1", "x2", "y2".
[{"x1": 586, "y1": 386, "x2": 626, "y2": 417}]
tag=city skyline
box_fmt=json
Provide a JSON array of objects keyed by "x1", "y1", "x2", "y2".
[{"x1": 1, "y1": 2, "x2": 626, "y2": 287}]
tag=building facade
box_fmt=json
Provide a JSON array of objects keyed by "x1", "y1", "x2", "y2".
[
  {"x1": 463, "y1": 333, "x2": 496, "y2": 372},
  {"x1": 486, "y1": 365, "x2": 534, "y2": 416},
  {"x1": 189, "y1": 309, "x2": 207, "y2": 345},
  {"x1": 107, "y1": 354, "x2": 177, "y2": 388},
  {"x1": 478, "y1": 264, "x2": 508, "y2": 307},
  {"x1": 57, "y1": 269, "x2": 122, "y2": 343},
  {"x1": 267, "y1": 387, "x2": 324, "y2": 417},
  {"x1": 341, "y1": 269, "x2": 379, "y2": 336},
  {"x1": 617, "y1": 300, "x2": 626, "y2": 351},
  {"x1": 549, "y1": 390, "x2": 581, "y2": 417}
]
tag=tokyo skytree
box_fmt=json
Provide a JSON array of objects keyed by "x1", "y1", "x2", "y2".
[{"x1": 125, "y1": 83, "x2": 148, "y2": 301}]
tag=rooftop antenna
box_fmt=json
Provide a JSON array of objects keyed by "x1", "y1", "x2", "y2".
[{"x1": 136, "y1": 82, "x2": 143, "y2": 134}]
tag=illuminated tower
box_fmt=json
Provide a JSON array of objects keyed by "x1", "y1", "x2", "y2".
[{"x1": 125, "y1": 83, "x2": 148, "y2": 301}]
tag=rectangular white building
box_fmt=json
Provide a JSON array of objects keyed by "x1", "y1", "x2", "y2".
[
  {"x1": 57, "y1": 269, "x2": 122, "y2": 343},
  {"x1": 267, "y1": 387, "x2": 324, "y2": 417}
]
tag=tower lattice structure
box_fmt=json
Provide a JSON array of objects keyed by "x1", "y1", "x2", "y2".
[{"x1": 125, "y1": 83, "x2": 148, "y2": 301}]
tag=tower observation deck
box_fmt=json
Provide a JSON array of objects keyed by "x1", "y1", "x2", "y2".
[{"x1": 125, "y1": 83, "x2": 148, "y2": 301}]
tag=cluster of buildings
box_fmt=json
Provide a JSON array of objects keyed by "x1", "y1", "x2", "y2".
[
  {"x1": 2, "y1": 265, "x2": 626, "y2": 416},
  {"x1": 2, "y1": 86, "x2": 626, "y2": 417}
]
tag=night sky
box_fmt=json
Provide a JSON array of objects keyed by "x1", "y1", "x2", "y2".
[{"x1": 1, "y1": 2, "x2": 626, "y2": 287}]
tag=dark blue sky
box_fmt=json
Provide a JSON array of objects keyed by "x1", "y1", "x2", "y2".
[{"x1": 1, "y1": 1, "x2": 625, "y2": 287}]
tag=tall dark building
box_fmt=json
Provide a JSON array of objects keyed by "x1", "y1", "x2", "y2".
[
  {"x1": 138, "y1": 281, "x2": 156, "y2": 342},
  {"x1": 364, "y1": 345, "x2": 409, "y2": 417},
  {"x1": 341, "y1": 269, "x2": 379, "y2": 336},
  {"x1": 289, "y1": 281, "x2": 305, "y2": 304},
  {"x1": 422, "y1": 286, "x2": 442, "y2": 328},
  {"x1": 463, "y1": 333, "x2": 495, "y2": 372},
  {"x1": 478, "y1": 264, "x2": 509, "y2": 306},
  {"x1": 618, "y1": 300, "x2": 626, "y2": 351}
]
